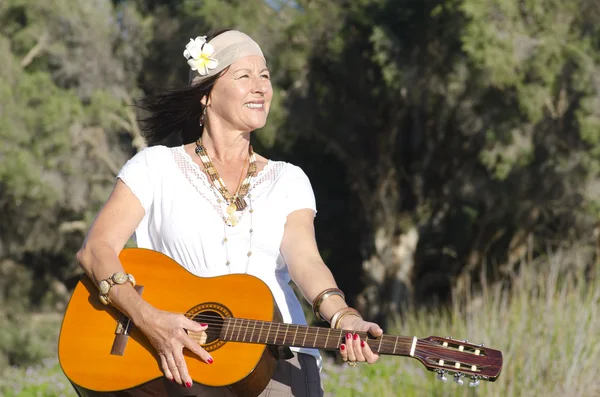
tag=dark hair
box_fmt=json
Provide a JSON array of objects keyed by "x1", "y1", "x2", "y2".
[{"x1": 136, "y1": 29, "x2": 232, "y2": 147}]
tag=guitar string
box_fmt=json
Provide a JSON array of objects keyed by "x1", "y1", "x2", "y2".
[
  {"x1": 171, "y1": 313, "x2": 483, "y2": 352},
  {"x1": 147, "y1": 314, "x2": 493, "y2": 365}
]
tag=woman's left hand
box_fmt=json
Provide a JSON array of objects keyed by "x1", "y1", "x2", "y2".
[{"x1": 337, "y1": 315, "x2": 383, "y2": 366}]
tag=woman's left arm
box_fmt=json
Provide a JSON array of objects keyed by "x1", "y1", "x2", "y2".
[{"x1": 281, "y1": 209, "x2": 383, "y2": 364}]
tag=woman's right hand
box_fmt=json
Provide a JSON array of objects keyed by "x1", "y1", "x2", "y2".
[{"x1": 137, "y1": 307, "x2": 214, "y2": 387}]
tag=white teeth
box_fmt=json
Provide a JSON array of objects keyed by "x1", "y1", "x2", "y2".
[{"x1": 245, "y1": 103, "x2": 263, "y2": 109}]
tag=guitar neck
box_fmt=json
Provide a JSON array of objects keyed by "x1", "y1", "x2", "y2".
[{"x1": 220, "y1": 318, "x2": 413, "y2": 356}]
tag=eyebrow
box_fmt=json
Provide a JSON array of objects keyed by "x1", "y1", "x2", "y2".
[{"x1": 233, "y1": 68, "x2": 270, "y2": 73}]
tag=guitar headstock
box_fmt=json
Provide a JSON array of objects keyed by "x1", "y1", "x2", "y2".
[{"x1": 413, "y1": 336, "x2": 503, "y2": 387}]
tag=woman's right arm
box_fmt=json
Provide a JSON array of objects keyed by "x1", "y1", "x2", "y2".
[{"x1": 76, "y1": 179, "x2": 213, "y2": 387}]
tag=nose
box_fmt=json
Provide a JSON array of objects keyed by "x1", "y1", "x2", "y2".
[{"x1": 251, "y1": 76, "x2": 270, "y2": 95}]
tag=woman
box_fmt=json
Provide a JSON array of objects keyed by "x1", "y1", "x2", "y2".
[{"x1": 77, "y1": 29, "x2": 383, "y2": 397}]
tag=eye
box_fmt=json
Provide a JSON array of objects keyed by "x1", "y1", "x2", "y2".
[
  {"x1": 236, "y1": 74, "x2": 249, "y2": 79},
  {"x1": 261, "y1": 74, "x2": 271, "y2": 80}
]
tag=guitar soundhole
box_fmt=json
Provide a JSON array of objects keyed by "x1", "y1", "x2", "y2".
[
  {"x1": 192, "y1": 311, "x2": 223, "y2": 344},
  {"x1": 185, "y1": 302, "x2": 232, "y2": 352}
]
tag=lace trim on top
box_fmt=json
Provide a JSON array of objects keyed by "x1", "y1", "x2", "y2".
[{"x1": 171, "y1": 146, "x2": 286, "y2": 217}]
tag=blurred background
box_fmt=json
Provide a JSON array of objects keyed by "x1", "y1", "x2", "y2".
[{"x1": 1, "y1": 0, "x2": 599, "y2": 396}]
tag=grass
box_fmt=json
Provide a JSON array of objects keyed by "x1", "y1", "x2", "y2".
[{"x1": 2, "y1": 253, "x2": 598, "y2": 397}]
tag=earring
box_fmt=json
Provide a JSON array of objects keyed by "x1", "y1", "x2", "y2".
[{"x1": 199, "y1": 106, "x2": 207, "y2": 126}]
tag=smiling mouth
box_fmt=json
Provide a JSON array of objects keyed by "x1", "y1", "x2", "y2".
[{"x1": 244, "y1": 102, "x2": 264, "y2": 109}]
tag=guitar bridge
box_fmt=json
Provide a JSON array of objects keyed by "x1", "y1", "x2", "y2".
[{"x1": 110, "y1": 285, "x2": 144, "y2": 356}]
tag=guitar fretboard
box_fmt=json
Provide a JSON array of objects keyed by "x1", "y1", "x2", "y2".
[{"x1": 220, "y1": 317, "x2": 413, "y2": 356}]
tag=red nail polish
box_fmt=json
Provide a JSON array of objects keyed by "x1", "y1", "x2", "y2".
[
  {"x1": 207, "y1": 358, "x2": 214, "y2": 364},
  {"x1": 200, "y1": 323, "x2": 208, "y2": 327},
  {"x1": 186, "y1": 382, "x2": 192, "y2": 388},
  {"x1": 361, "y1": 341, "x2": 365, "y2": 347},
  {"x1": 170, "y1": 377, "x2": 175, "y2": 382},
  {"x1": 346, "y1": 333, "x2": 352, "y2": 339},
  {"x1": 340, "y1": 344, "x2": 346, "y2": 351},
  {"x1": 353, "y1": 334, "x2": 359, "y2": 340}
]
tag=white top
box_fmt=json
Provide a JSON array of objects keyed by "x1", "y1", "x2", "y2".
[{"x1": 116, "y1": 145, "x2": 320, "y2": 360}]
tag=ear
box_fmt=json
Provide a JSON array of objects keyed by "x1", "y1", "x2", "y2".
[{"x1": 200, "y1": 95, "x2": 211, "y2": 106}]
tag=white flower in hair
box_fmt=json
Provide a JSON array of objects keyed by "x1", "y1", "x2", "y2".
[{"x1": 183, "y1": 36, "x2": 218, "y2": 76}]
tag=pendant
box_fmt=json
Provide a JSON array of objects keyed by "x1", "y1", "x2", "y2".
[
  {"x1": 226, "y1": 203, "x2": 237, "y2": 214},
  {"x1": 227, "y1": 214, "x2": 238, "y2": 226},
  {"x1": 234, "y1": 197, "x2": 247, "y2": 211}
]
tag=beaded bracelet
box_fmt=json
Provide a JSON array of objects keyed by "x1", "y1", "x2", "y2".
[
  {"x1": 98, "y1": 272, "x2": 136, "y2": 305},
  {"x1": 330, "y1": 307, "x2": 362, "y2": 329},
  {"x1": 311, "y1": 288, "x2": 345, "y2": 321}
]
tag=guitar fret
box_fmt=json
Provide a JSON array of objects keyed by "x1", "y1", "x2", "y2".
[
  {"x1": 283, "y1": 324, "x2": 290, "y2": 345},
  {"x1": 378, "y1": 335, "x2": 383, "y2": 353},
  {"x1": 273, "y1": 323, "x2": 281, "y2": 344},
  {"x1": 393, "y1": 335, "x2": 398, "y2": 354},
  {"x1": 324, "y1": 329, "x2": 331, "y2": 349},
  {"x1": 337, "y1": 330, "x2": 342, "y2": 348},
  {"x1": 249, "y1": 320, "x2": 257, "y2": 343},
  {"x1": 313, "y1": 327, "x2": 319, "y2": 347},
  {"x1": 242, "y1": 319, "x2": 249, "y2": 341},
  {"x1": 291, "y1": 325, "x2": 299, "y2": 346},
  {"x1": 235, "y1": 318, "x2": 242, "y2": 341},
  {"x1": 301, "y1": 326, "x2": 308, "y2": 347},
  {"x1": 266, "y1": 322, "x2": 272, "y2": 344},
  {"x1": 226, "y1": 318, "x2": 233, "y2": 340}
]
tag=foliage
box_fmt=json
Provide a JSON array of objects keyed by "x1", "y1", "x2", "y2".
[{"x1": 1, "y1": 0, "x2": 600, "y2": 386}]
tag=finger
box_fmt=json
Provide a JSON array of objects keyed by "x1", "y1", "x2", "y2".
[
  {"x1": 361, "y1": 339, "x2": 380, "y2": 364},
  {"x1": 368, "y1": 323, "x2": 384, "y2": 337},
  {"x1": 160, "y1": 354, "x2": 174, "y2": 381},
  {"x1": 165, "y1": 354, "x2": 182, "y2": 385},
  {"x1": 184, "y1": 317, "x2": 208, "y2": 333},
  {"x1": 339, "y1": 343, "x2": 348, "y2": 361},
  {"x1": 352, "y1": 334, "x2": 366, "y2": 362},
  {"x1": 344, "y1": 333, "x2": 357, "y2": 362},
  {"x1": 173, "y1": 350, "x2": 192, "y2": 388},
  {"x1": 183, "y1": 334, "x2": 214, "y2": 364}
]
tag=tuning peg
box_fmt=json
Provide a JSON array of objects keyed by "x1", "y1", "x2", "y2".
[
  {"x1": 453, "y1": 373, "x2": 464, "y2": 385},
  {"x1": 436, "y1": 370, "x2": 448, "y2": 382},
  {"x1": 469, "y1": 377, "x2": 480, "y2": 388}
]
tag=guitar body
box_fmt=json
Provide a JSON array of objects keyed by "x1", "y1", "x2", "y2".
[{"x1": 59, "y1": 248, "x2": 278, "y2": 396}]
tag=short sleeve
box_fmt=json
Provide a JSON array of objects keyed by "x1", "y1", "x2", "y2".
[
  {"x1": 284, "y1": 165, "x2": 317, "y2": 217},
  {"x1": 116, "y1": 147, "x2": 157, "y2": 213}
]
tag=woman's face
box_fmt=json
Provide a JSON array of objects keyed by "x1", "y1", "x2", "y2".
[{"x1": 207, "y1": 55, "x2": 272, "y2": 132}]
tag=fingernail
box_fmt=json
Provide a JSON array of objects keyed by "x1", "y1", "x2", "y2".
[
  {"x1": 353, "y1": 334, "x2": 359, "y2": 340},
  {"x1": 346, "y1": 333, "x2": 352, "y2": 339},
  {"x1": 200, "y1": 323, "x2": 208, "y2": 327},
  {"x1": 361, "y1": 341, "x2": 365, "y2": 347},
  {"x1": 207, "y1": 358, "x2": 214, "y2": 364},
  {"x1": 340, "y1": 344, "x2": 346, "y2": 351},
  {"x1": 186, "y1": 382, "x2": 192, "y2": 388},
  {"x1": 170, "y1": 378, "x2": 175, "y2": 382}
]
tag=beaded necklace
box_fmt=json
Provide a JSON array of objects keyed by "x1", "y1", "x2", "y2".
[
  {"x1": 195, "y1": 137, "x2": 257, "y2": 225},
  {"x1": 194, "y1": 138, "x2": 256, "y2": 269}
]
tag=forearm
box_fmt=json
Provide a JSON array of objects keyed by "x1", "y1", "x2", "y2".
[
  {"x1": 290, "y1": 254, "x2": 353, "y2": 323},
  {"x1": 77, "y1": 241, "x2": 153, "y2": 327}
]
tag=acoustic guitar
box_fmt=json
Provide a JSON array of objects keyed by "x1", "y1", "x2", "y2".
[{"x1": 58, "y1": 248, "x2": 503, "y2": 396}]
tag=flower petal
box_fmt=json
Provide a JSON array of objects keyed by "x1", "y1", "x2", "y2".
[
  {"x1": 188, "y1": 44, "x2": 202, "y2": 59},
  {"x1": 185, "y1": 38, "x2": 195, "y2": 50},
  {"x1": 183, "y1": 49, "x2": 191, "y2": 59},
  {"x1": 201, "y1": 43, "x2": 215, "y2": 57},
  {"x1": 206, "y1": 58, "x2": 218, "y2": 69},
  {"x1": 188, "y1": 59, "x2": 203, "y2": 71}
]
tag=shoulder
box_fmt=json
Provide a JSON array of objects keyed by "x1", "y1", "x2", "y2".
[{"x1": 123, "y1": 145, "x2": 173, "y2": 169}]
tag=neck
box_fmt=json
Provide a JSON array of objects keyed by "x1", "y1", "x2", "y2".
[
  {"x1": 219, "y1": 317, "x2": 414, "y2": 356},
  {"x1": 202, "y1": 125, "x2": 251, "y2": 164}
]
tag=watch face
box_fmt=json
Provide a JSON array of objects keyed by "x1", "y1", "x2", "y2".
[
  {"x1": 112, "y1": 272, "x2": 128, "y2": 284},
  {"x1": 99, "y1": 280, "x2": 111, "y2": 295}
]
